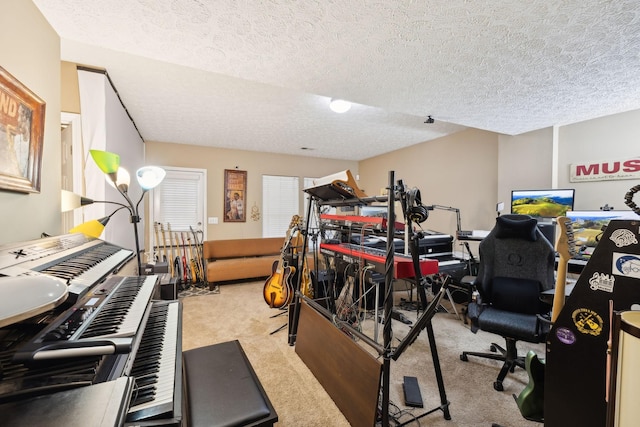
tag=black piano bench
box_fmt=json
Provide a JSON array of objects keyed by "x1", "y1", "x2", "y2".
[{"x1": 182, "y1": 340, "x2": 278, "y2": 427}]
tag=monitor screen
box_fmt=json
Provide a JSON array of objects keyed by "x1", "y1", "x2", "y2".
[
  {"x1": 566, "y1": 210, "x2": 638, "y2": 247},
  {"x1": 360, "y1": 206, "x2": 388, "y2": 218},
  {"x1": 510, "y1": 189, "x2": 575, "y2": 218}
]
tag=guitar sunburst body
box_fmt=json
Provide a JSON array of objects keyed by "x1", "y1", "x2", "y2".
[
  {"x1": 263, "y1": 262, "x2": 295, "y2": 308},
  {"x1": 262, "y1": 215, "x2": 301, "y2": 308},
  {"x1": 300, "y1": 257, "x2": 313, "y2": 299}
]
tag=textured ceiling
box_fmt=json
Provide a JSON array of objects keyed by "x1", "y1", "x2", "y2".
[{"x1": 33, "y1": 0, "x2": 640, "y2": 161}]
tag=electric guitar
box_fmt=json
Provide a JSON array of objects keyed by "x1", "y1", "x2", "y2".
[
  {"x1": 153, "y1": 222, "x2": 162, "y2": 262},
  {"x1": 175, "y1": 231, "x2": 187, "y2": 284},
  {"x1": 160, "y1": 223, "x2": 168, "y2": 264},
  {"x1": 300, "y1": 255, "x2": 313, "y2": 299},
  {"x1": 190, "y1": 225, "x2": 206, "y2": 284},
  {"x1": 515, "y1": 216, "x2": 576, "y2": 421},
  {"x1": 171, "y1": 230, "x2": 183, "y2": 284},
  {"x1": 181, "y1": 232, "x2": 192, "y2": 284},
  {"x1": 552, "y1": 216, "x2": 576, "y2": 323},
  {"x1": 288, "y1": 226, "x2": 313, "y2": 299},
  {"x1": 515, "y1": 350, "x2": 546, "y2": 422},
  {"x1": 263, "y1": 216, "x2": 300, "y2": 308},
  {"x1": 187, "y1": 233, "x2": 198, "y2": 284},
  {"x1": 167, "y1": 223, "x2": 176, "y2": 278}
]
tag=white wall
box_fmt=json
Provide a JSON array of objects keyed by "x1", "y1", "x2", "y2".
[{"x1": 77, "y1": 69, "x2": 145, "y2": 250}]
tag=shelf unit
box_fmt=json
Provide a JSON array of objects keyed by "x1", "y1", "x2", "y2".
[{"x1": 289, "y1": 170, "x2": 450, "y2": 427}]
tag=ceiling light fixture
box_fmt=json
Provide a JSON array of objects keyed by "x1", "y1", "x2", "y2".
[{"x1": 329, "y1": 98, "x2": 351, "y2": 113}]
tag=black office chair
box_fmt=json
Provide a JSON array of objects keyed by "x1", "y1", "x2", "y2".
[{"x1": 460, "y1": 214, "x2": 555, "y2": 391}]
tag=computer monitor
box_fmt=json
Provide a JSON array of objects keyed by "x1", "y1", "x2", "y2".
[
  {"x1": 360, "y1": 206, "x2": 388, "y2": 218},
  {"x1": 566, "y1": 210, "x2": 638, "y2": 247},
  {"x1": 510, "y1": 189, "x2": 575, "y2": 219}
]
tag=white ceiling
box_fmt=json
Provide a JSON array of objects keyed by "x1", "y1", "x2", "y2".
[{"x1": 33, "y1": 0, "x2": 640, "y2": 161}]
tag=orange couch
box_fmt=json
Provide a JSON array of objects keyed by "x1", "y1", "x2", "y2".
[{"x1": 203, "y1": 237, "x2": 284, "y2": 287}]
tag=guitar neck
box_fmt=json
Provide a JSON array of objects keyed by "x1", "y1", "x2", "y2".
[
  {"x1": 552, "y1": 254, "x2": 569, "y2": 323},
  {"x1": 551, "y1": 216, "x2": 576, "y2": 323}
]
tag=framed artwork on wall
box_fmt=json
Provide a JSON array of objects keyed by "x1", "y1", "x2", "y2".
[
  {"x1": 0, "y1": 66, "x2": 46, "y2": 193},
  {"x1": 224, "y1": 169, "x2": 247, "y2": 222}
]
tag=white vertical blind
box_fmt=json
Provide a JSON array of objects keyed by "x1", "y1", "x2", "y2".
[
  {"x1": 262, "y1": 175, "x2": 299, "y2": 237},
  {"x1": 149, "y1": 168, "x2": 206, "y2": 255},
  {"x1": 158, "y1": 175, "x2": 200, "y2": 230}
]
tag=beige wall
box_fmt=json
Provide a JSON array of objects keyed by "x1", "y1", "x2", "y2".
[
  {"x1": 496, "y1": 110, "x2": 640, "y2": 216},
  {"x1": 61, "y1": 61, "x2": 81, "y2": 114},
  {"x1": 359, "y1": 128, "x2": 500, "y2": 239},
  {"x1": 2, "y1": 0, "x2": 638, "y2": 248},
  {"x1": 145, "y1": 141, "x2": 358, "y2": 240},
  {"x1": 497, "y1": 127, "x2": 554, "y2": 212},
  {"x1": 558, "y1": 109, "x2": 640, "y2": 211},
  {"x1": 0, "y1": 0, "x2": 61, "y2": 245}
]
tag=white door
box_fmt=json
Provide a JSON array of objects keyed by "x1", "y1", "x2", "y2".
[{"x1": 149, "y1": 167, "x2": 207, "y2": 263}]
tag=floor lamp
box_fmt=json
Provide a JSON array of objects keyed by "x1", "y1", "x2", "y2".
[{"x1": 62, "y1": 149, "x2": 166, "y2": 275}]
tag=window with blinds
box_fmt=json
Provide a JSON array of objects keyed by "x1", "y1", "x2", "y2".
[
  {"x1": 262, "y1": 175, "x2": 299, "y2": 238},
  {"x1": 150, "y1": 168, "x2": 206, "y2": 249}
]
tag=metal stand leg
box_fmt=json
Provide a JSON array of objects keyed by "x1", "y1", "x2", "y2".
[{"x1": 441, "y1": 288, "x2": 461, "y2": 320}]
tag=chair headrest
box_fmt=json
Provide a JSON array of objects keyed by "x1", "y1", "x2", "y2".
[{"x1": 494, "y1": 214, "x2": 538, "y2": 241}]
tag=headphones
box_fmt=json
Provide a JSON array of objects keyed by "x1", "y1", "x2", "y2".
[
  {"x1": 625, "y1": 184, "x2": 640, "y2": 216},
  {"x1": 406, "y1": 188, "x2": 429, "y2": 223}
]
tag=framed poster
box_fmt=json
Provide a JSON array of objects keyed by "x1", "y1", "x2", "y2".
[
  {"x1": 224, "y1": 169, "x2": 247, "y2": 222},
  {"x1": 0, "y1": 66, "x2": 46, "y2": 193}
]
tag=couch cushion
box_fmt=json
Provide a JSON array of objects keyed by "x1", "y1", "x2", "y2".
[
  {"x1": 207, "y1": 257, "x2": 279, "y2": 282},
  {"x1": 204, "y1": 237, "x2": 284, "y2": 259}
]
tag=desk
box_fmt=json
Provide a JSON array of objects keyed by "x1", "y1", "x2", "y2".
[
  {"x1": 540, "y1": 283, "x2": 575, "y2": 305},
  {"x1": 456, "y1": 230, "x2": 490, "y2": 241},
  {"x1": 555, "y1": 256, "x2": 588, "y2": 275}
]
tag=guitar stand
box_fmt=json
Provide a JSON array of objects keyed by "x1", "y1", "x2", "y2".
[
  {"x1": 269, "y1": 307, "x2": 289, "y2": 335},
  {"x1": 270, "y1": 322, "x2": 288, "y2": 335}
]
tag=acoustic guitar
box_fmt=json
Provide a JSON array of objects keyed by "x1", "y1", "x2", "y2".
[
  {"x1": 263, "y1": 216, "x2": 300, "y2": 308},
  {"x1": 515, "y1": 216, "x2": 576, "y2": 421}
]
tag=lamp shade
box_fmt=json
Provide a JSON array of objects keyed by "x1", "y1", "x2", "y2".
[
  {"x1": 136, "y1": 166, "x2": 166, "y2": 190},
  {"x1": 61, "y1": 190, "x2": 94, "y2": 212},
  {"x1": 105, "y1": 167, "x2": 131, "y2": 193},
  {"x1": 90, "y1": 150, "x2": 120, "y2": 174},
  {"x1": 69, "y1": 216, "x2": 111, "y2": 238}
]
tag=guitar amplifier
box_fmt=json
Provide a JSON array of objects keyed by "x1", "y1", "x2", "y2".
[{"x1": 159, "y1": 273, "x2": 178, "y2": 300}]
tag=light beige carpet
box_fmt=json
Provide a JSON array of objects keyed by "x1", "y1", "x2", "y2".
[{"x1": 181, "y1": 281, "x2": 544, "y2": 427}]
